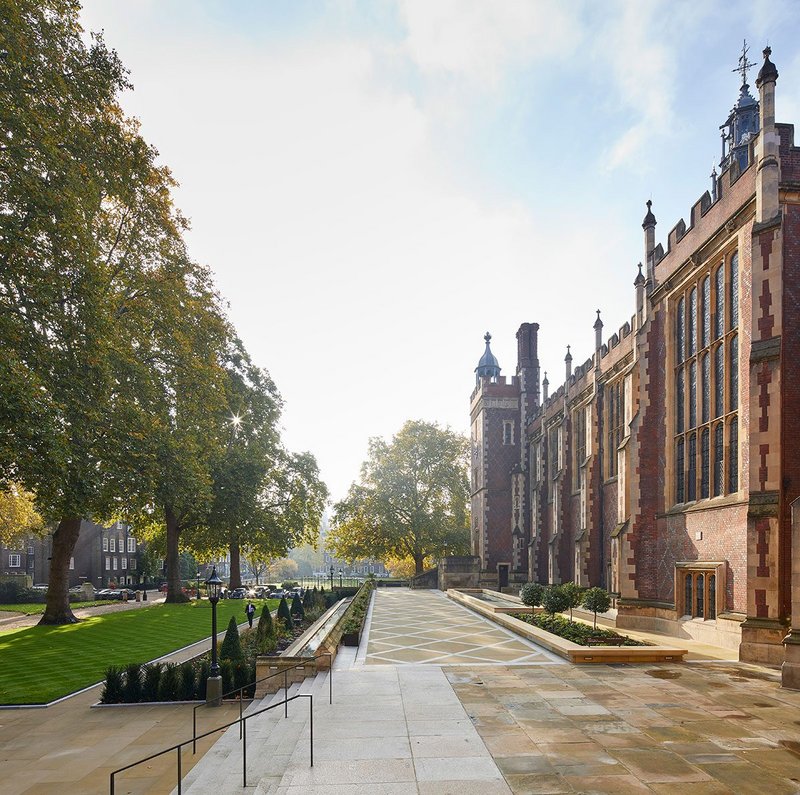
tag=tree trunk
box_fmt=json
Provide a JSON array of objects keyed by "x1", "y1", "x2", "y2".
[
  {"x1": 414, "y1": 553, "x2": 425, "y2": 575},
  {"x1": 228, "y1": 539, "x2": 242, "y2": 590},
  {"x1": 165, "y1": 505, "x2": 188, "y2": 603},
  {"x1": 39, "y1": 517, "x2": 82, "y2": 625}
]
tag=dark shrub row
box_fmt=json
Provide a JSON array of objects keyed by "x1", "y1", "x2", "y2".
[{"x1": 101, "y1": 657, "x2": 256, "y2": 703}]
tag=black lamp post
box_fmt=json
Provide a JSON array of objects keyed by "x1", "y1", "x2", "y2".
[
  {"x1": 329, "y1": 565, "x2": 334, "y2": 588},
  {"x1": 206, "y1": 566, "x2": 223, "y2": 705},
  {"x1": 338, "y1": 568, "x2": 343, "y2": 588}
]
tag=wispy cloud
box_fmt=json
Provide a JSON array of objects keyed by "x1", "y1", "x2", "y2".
[{"x1": 398, "y1": 0, "x2": 582, "y2": 88}]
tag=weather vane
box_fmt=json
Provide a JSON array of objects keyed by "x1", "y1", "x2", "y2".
[{"x1": 733, "y1": 39, "x2": 756, "y2": 87}]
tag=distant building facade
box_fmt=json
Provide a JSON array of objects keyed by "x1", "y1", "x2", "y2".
[
  {"x1": 471, "y1": 47, "x2": 800, "y2": 665},
  {"x1": 31, "y1": 520, "x2": 141, "y2": 588}
]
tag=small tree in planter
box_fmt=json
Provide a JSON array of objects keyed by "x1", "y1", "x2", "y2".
[
  {"x1": 561, "y1": 582, "x2": 582, "y2": 621},
  {"x1": 291, "y1": 592, "x2": 305, "y2": 621},
  {"x1": 520, "y1": 582, "x2": 544, "y2": 608},
  {"x1": 256, "y1": 603, "x2": 275, "y2": 652},
  {"x1": 101, "y1": 666, "x2": 124, "y2": 704},
  {"x1": 123, "y1": 663, "x2": 143, "y2": 702},
  {"x1": 277, "y1": 595, "x2": 293, "y2": 629},
  {"x1": 220, "y1": 615, "x2": 244, "y2": 660},
  {"x1": 581, "y1": 587, "x2": 612, "y2": 630},
  {"x1": 541, "y1": 585, "x2": 570, "y2": 616},
  {"x1": 142, "y1": 663, "x2": 162, "y2": 701}
]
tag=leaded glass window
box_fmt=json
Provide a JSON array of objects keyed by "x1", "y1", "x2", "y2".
[
  {"x1": 688, "y1": 434, "x2": 697, "y2": 501},
  {"x1": 701, "y1": 428, "x2": 710, "y2": 499},
  {"x1": 713, "y1": 423, "x2": 724, "y2": 497},
  {"x1": 673, "y1": 252, "x2": 737, "y2": 506},
  {"x1": 729, "y1": 420, "x2": 739, "y2": 493},
  {"x1": 709, "y1": 575, "x2": 716, "y2": 619},
  {"x1": 696, "y1": 573, "x2": 705, "y2": 618},
  {"x1": 684, "y1": 574, "x2": 692, "y2": 616}
]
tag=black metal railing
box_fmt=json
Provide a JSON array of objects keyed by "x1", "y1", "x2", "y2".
[
  {"x1": 192, "y1": 651, "x2": 332, "y2": 753},
  {"x1": 109, "y1": 692, "x2": 313, "y2": 794}
]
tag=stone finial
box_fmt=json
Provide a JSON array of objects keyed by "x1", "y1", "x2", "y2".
[
  {"x1": 756, "y1": 45, "x2": 778, "y2": 87},
  {"x1": 565, "y1": 345, "x2": 572, "y2": 362},
  {"x1": 634, "y1": 262, "x2": 645, "y2": 286},
  {"x1": 642, "y1": 199, "x2": 656, "y2": 229},
  {"x1": 593, "y1": 309, "x2": 603, "y2": 330}
]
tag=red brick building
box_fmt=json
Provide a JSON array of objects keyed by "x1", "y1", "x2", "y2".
[{"x1": 471, "y1": 46, "x2": 798, "y2": 665}]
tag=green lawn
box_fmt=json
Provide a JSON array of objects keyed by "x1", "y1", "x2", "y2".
[
  {"x1": 0, "y1": 600, "x2": 115, "y2": 615},
  {"x1": 0, "y1": 598, "x2": 277, "y2": 705}
]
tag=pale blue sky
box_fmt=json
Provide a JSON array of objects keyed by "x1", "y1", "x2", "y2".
[{"x1": 80, "y1": 0, "x2": 800, "y2": 501}]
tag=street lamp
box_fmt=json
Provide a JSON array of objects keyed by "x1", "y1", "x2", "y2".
[
  {"x1": 329, "y1": 565, "x2": 334, "y2": 589},
  {"x1": 338, "y1": 568, "x2": 343, "y2": 588},
  {"x1": 196, "y1": 569, "x2": 202, "y2": 600},
  {"x1": 206, "y1": 566, "x2": 223, "y2": 706}
]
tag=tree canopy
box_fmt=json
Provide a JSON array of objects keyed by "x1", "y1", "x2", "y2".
[
  {"x1": 0, "y1": 1, "x2": 328, "y2": 619},
  {"x1": 329, "y1": 420, "x2": 470, "y2": 574}
]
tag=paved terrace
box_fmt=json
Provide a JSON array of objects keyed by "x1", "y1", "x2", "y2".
[{"x1": 3, "y1": 588, "x2": 800, "y2": 793}]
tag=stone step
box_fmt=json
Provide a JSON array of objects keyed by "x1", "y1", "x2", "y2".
[{"x1": 177, "y1": 675, "x2": 321, "y2": 794}]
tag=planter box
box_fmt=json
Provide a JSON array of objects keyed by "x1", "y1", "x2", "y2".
[{"x1": 341, "y1": 631, "x2": 361, "y2": 647}]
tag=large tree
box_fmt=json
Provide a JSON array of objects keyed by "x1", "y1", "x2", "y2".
[
  {"x1": 330, "y1": 420, "x2": 470, "y2": 575},
  {"x1": 0, "y1": 1, "x2": 193, "y2": 622}
]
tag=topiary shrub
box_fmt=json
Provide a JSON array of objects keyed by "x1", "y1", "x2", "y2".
[
  {"x1": 560, "y1": 582, "x2": 582, "y2": 621},
  {"x1": 101, "y1": 666, "x2": 124, "y2": 704},
  {"x1": 277, "y1": 595, "x2": 292, "y2": 629},
  {"x1": 142, "y1": 663, "x2": 162, "y2": 702},
  {"x1": 581, "y1": 587, "x2": 612, "y2": 629},
  {"x1": 179, "y1": 662, "x2": 197, "y2": 700},
  {"x1": 220, "y1": 660, "x2": 233, "y2": 695},
  {"x1": 541, "y1": 584, "x2": 570, "y2": 616},
  {"x1": 197, "y1": 660, "x2": 210, "y2": 700},
  {"x1": 520, "y1": 582, "x2": 544, "y2": 607},
  {"x1": 232, "y1": 660, "x2": 251, "y2": 694},
  {"x1": 220, "y1": 615, "x2": 244, "y2": 661},
  {"x1": 157, "y1": 663, "x2": 181, "y2": 701},
  {"x1": 123, "y1": 663, "x2": 143, "y2": 703},
  {"x1": 290, "y1": 592, "x2": 305, "y2": 621},
  {"x1": 256, "y1": 603, "x2": 274, "y2": 650},
  {"x1": 302, "y1": 588, "x2": 313, "y2": 609}
]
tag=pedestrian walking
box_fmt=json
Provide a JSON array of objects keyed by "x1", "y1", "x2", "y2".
[{"x1": 245, "y1": 601, "x2": 255, "y2": 628}]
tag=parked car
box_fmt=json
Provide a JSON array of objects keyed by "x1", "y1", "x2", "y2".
[
  {"x1": 267, "y1": 588, "x2": 287, "y2": 599},
  {"x1": 252, "y1": 586, "x2": 267, "y2": 598},
  {"x1": 96, "y1": 588, "x2": 115, "y2": 599},
  {"x1": 230, "y1": 587, "x2": 247, "y2": 599}
]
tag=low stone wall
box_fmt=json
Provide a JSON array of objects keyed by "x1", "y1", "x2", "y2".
[
  {"x1": 254, "y1": 598, "x2": 351, "y2": 697},
  {"x1": 438, "y1": 556, "x2": 481, "y2": 590}
]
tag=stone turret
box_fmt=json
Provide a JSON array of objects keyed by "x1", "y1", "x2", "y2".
[
  {"x1": 755, "y1": 46, "x2": 780, "y2": 224},
  {"x1": 475, "y1": 332, "x2": 501, "y2": 384}
]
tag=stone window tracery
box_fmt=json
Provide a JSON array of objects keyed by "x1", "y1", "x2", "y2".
[{"x1": 673, "y1": 250, "x2": 739, "y2": 504}]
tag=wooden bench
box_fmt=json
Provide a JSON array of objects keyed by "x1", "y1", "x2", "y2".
[{"x1": 585, "y1": 636, "x2": 627, "y2": 647}]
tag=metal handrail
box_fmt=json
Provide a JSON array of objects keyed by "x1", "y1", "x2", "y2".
[
  {"x1": 110, "y1": 692, "x2": 313, "y2": 795},
  {"x1": 192, "y1": 651, "x2": 332, "y2": 753}
]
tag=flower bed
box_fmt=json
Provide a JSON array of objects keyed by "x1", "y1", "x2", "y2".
[{"x1": 512, "y1": 612, "x2": 646, "y2": 646}]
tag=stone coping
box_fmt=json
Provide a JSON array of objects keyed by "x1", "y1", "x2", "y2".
[
  {"x1": 455, "y1": 588, "x2": 538, "y2": 614},
  {"x1": 448, "y1": 589, "x2": 688, "y2": 664}
]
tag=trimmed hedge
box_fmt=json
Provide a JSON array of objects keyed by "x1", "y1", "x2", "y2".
[{"x1": 513, "y1": 612, "x2": 646, "y2": 646}]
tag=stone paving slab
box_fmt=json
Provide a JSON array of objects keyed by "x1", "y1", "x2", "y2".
[{"x1": 365, "y1": 589, "x2": 561, "y2": 666}]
